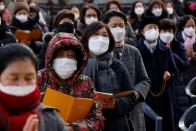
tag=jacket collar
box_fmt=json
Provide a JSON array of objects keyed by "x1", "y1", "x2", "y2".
[{"x1": 138, "y1": 37, "x2": 166, "y2": 53}]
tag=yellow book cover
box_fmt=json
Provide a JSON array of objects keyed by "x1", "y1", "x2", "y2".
[{"x1": 42, "y1": 88, "x2": 94, "y2": 123}]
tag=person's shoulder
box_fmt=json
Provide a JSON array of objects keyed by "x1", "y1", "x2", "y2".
[{"x1": 125, "y1": 44, "x2": 140, "y2": 52}]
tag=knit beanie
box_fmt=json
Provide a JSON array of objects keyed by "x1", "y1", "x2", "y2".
[
  {"x1": 13, "y1": 1, "x2": 30, "y2": 15},
  {"x1": 140, "y1": 16, "x2": 160, "y2": 30},
  {"x1": 54, "y1": 9, "x2": 75, "y2": 27}
]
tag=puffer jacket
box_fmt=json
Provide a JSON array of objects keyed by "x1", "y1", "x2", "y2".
[{"x1": 37, "y1": 33, "x2": 104, "y2": 131}]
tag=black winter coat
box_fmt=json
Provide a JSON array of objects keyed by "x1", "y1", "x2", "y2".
[
  {"x1": 176, "y1": 32, "x2": 196, "y2": 85},
  {"x1": 161, "y1": 37, "x2": 190, "y2": 127},
  {"x1": 0, "y1": 23, "x2": 16, "y2": 47},
  {"x1": 137, "y1": 38, "x2": 178, "y2": 131}
]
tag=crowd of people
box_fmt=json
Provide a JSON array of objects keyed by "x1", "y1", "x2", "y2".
[{"x1": 0, "y1": 0, "x2": 196, "y2": 131}]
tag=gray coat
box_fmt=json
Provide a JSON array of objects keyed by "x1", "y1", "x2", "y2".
[
  {"x1": 37, "y1": 105, "x2": 67, "y2": 131},
  {"x1": 125, "y1": 22, "x2": 137, "y2": 46},
  {"x1": 113, "y1": 44, "x2": 150, "y2": 131}
]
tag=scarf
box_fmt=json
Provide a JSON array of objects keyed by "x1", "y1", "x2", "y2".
[
  {"x1": 0, "y1": 87, "x2": 40, "y2": 131},
  {"x1": 85, "y1": 52, "x2": 119, "y2": 93},
  {"x1": 144, "y1": 40, "x2": 158, "y2": 54},
  {"x1": 182, "y1": 31, "x2": 196, "y2": 51}
]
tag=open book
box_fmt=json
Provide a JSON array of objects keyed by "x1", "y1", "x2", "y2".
[
  {"x1": 96, "y1": 90, "x2": 135, "y2": 103},
  {"x1": 15, "y1": 29, "x2": 42, "y2": 43},
  {"x1": 42, "y1": 88, "x2": 94, "y2": 123}
]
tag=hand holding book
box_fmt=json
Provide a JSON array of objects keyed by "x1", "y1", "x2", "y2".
[{"x1": 96, "y1": 90, "x2": 136, "y2": 109}]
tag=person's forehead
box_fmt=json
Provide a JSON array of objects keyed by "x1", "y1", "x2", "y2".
[
  {"x1": 145, "y1": 24, "x2": 158, "y2": 27},
  {"x1": 59, "y1": 18, "x2": 74, "y2": 24},
  {"x1": 16, "y1": 9, "x2": 28, "y2": 14},
  {"x1": 109, "y1": 16, "x2": 125, "y2": 24}
]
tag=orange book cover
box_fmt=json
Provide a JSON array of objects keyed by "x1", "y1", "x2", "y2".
[
  {"x1": 96, "y1": 90, "x2": 135, "y2": 102},
  {"x1": 15, "y1": 29, "x2": 42, "y2": 42},
  {"x1": 42, "y1": 88, "x2": 94, "y2": 123}
]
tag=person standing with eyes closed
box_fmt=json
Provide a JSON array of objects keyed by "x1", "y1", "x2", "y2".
[{"x1": 0, "y1": 44, "x2": 67, "y2": 131}]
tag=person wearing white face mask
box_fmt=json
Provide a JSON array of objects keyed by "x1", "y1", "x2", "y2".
[
  {"x1": 0, "y1": 44, "x2": 68, "y2": 131},
  {"x1": 0, "y1": 1, "x2": 5, "y2": 12},
  {"x1": 13, "y1": 1, "x2": 29, "y2": 23},
  {"x1": 176, "y1": 15, "x2": 196, "y2": 85},
  {"x1": 146, "y1": 0, "x2": 169, "y2": 21},
  {"x1": 11, "y1": 1, "x2": 30, "y2": 31},
  {"x1": 160, "y1": 18, "x2": 190, "y2": 129},
  {"x1": 102, "y1": 10, "x2": 150, "y2": 131},
  {"x1": 105, "y1": 0, "x2": 137, "y2": 46},
  {"x1": 76, "y1": 4, "x2": 100, "y2": 37},
  {"x1": 137, "y1": 16, "x2": 178, "y2": 131},
  {"x1": 129, "y1": 1, "x2": 146, "y2": 37},
  {"x1": 11, "y1": 1, "x2": 44, "y2": 55},
  {"x1": 38, "y1": 33, "x2": 104, "y2": 131},
  {"x1": 70, "y1": 6, "x2": 80, "y2": 22},
  {"x1": 82, "y1": 21, "x2": 138, "y2": 131},
  {"x1": 163, "y1": 1, "x2": 179, "y2": 25}
]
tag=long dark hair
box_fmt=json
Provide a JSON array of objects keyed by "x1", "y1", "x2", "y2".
[
  {"x1": 80, "y1": 4, "x2": 101, "y2": 25},
  {"x1": 129, "y1": 0, "x2": 145, "y2": 24},
  {"x1": 177, "y1": 15, "x2": 196, "y2": 32},
  {"x1": 105, "y1": 0, "x2": 122, "y2": 12},
  {"x1": 81, "y1": 21, "x2": 115, "y2": 53}
]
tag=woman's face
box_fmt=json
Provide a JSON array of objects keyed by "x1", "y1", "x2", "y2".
[
  {"x1": 152, "y1": 3, "x2": 162, "y2": 10},
  {"x1": 55, "y1": 49, "x2": 76, "y2": 60},
  {"x1": 107, "y1": 16, "x2": 125, "y2": 28},
  {"x1": 88, "y1": 26, "x2": 110, "y2": 57},
  {"x1": 135, "y1": 2, "x2": 144, "y2": 8},
  {"x1": 109, "y1": 3, "x2": 120, "y2": 11},
  {"x1": 165, "y1": 3, "x2": 173, "y2": 9},
  {"x1": 0, "y1": 59, "x2": 37, "y2": 86},
  {"x1": 71, "y1": 7, "x2": 80, "y2": 15},
  {"x1": 185, "y1": 18, "x2": 196, "y2": 29},
  {"x1": 91, "y1": 26, "x2": 109, "y2": 39},
  {"x1": 85, "y1": 8, "x2": 98, "y2": 19},
  {"x1": 15, "y1": 10, "x2": 28, "y2": 16}
]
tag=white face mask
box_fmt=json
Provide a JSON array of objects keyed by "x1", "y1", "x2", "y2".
[
  {"x1": 135, "y1": 7, "x2": 144, "y2": 15},
  {"x1": 53, "y1": 58, "x2": 77, "y2": 80},
  {"x1": 29, "y1": 3, "x2": 36, "y2": 7},
  {"x1": 0, "y1": 5, "x2": 5, "y2": 11},
  {"x1": 159, "y1": 32, "x2": 174, "y2": 44},
  {"x1": 110, "y1": 27, "x2": 126, "y2": 43},
  {"x1": 144, "y1": 29, "x2": 159, "y2": 42},
  {"x1": 15, "y1": 15, "x2": 28, "y2": 23},
  {"x1": 74, "y1": 13, "x2": 80, "y2": 20},
  {"x1": 85, "y1": 17, "x2": 98, "y2": 25},
  {"x1": 0, "y1": 84, "x2": 36, "y2": 96},
  {"x1": 152, "y1": 8, "x2": 162, "y2": 17},
  {"x1": 184, "y1": 27, "x2": 196, "y2": 37},
  {"x1": 88, "y1": 36, "x2": 109, "y2": 56},
  {"x1": 166, "y1": 7, "x2": 173, "y2": 15}
]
